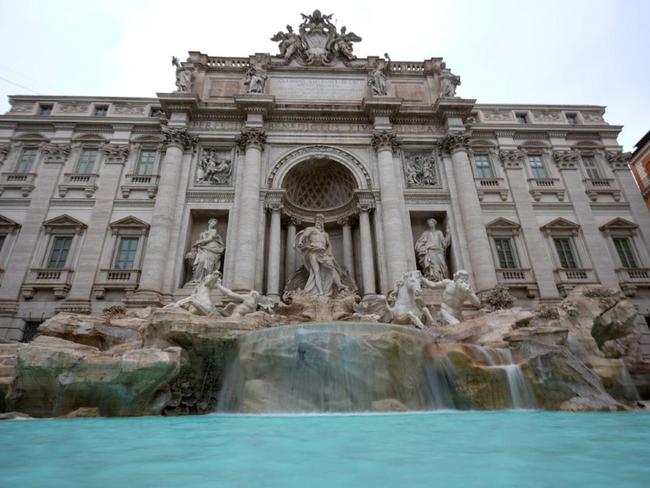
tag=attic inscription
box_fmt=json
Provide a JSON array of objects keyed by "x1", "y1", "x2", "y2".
[{"x1": 269, "y1": 77, "x2": 366, "y2": 100}]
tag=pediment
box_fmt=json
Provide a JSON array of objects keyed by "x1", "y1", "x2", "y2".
[
  {"x1": 42, "y1": 214, "x2": 87, "y2": 232},
  {"x1": 599, "y1": 217, "x2": 638, "y2": 232},
  {"x1": 109, "y1": 216, "x2": 150, "y2": 230},
  {"x1": 540, "y1": 217, "x2": 580, "y2": 233},
  {"x1": 486, "y1": 217, "x2": 520, "y2": 230},
  {"x1": 73, "y1": 133, "x2": 108, "y2": 143},
  {"x1": 0, "y1": 215, "x2": 21, "y2": 232}
]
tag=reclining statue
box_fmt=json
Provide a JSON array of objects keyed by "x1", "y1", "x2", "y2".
[
  {"x1": 163, "y1": 271, "x2": 221, "y2": 315},
  {"x1": 214, "y1": 280, "x2": 274, "y2": 319}
]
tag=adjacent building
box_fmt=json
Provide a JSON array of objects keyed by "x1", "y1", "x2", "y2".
[
  {"x1": 631, "y1": 129, "x2": 650, "y2": 211},
  {"x1": 0, "y1": 10, "x2": 649, "y2": 341}
]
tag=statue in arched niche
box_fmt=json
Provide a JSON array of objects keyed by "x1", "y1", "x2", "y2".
[
  {"x1": 415, "y1": 217, "x2": 450, "y2": 281},
  {"x1": 188, "y1": 218, "x2": 225, "y2": 283}
]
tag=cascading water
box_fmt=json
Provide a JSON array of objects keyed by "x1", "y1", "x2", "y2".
[
  {"x1": 470, "y1": 346, "x2": 536, "y2": 409},
  {"x1": 217, "y1": 322, "x2": 537, "y2": 413}
]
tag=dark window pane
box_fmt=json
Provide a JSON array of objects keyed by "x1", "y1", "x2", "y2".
[
  {"x1": 494, "y1": 238, "x2": 517, "y2": 268},
  {"x1": 47, "y1": 236, "x2": 72, "y2": 269},
  {"x1": 554, "y1": 238, "x2": 578, "y2": 269},
  {"x1": 114, "y1": 237, "x2": 139, "y2": 269},
  {"x1": 16, "y1": 148, "x2": 37, "y2": 172},
  {"x1": 528, "y1": 155, "x2": 547, "y2": 178},
  {"x1": 77, "y1": 149, "x2": 98, "y2": 174},
  {"x1": 582, "y1": 156, "x2": 601, "y2": 180},
  {"x1": 613, "y1": 237, "x2": 637, "y2": 268},
  {"x1": 474, "y1": 154, "x2": 493, "y2": 178},
  {"x1": 136, "y1": 150, "x2": 156, "y2": 175}
]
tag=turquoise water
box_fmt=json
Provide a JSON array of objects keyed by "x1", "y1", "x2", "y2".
[{"x1": 2, "y1": 412, "x2": 650, "y2": 487}]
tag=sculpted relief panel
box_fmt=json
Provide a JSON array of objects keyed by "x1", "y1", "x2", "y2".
[{"x1": 195, "y1": 148, "x2": 233, "y2": 186}]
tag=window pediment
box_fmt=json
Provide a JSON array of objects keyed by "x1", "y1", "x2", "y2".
[
  {"x1": 109, "y1": 216, "x2": 150, "y2": 236},
  {"x1": 486, "y1": 217, "x2": 521, "y2": 235},
  {"x1": 599, "y1": 217, "x2": 638, "y2": 235},
  {"x1": 540, "y1": 217, "x2": 580, "y2": 236},
  {"x1": 0, "y1": 215, "x2": 21, "y2": 233},
  {"x1": 42, "y1": 214, "x2": 87, "y2": 233}
]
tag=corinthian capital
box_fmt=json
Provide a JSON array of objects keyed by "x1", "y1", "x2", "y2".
[
  {"x1": 606, "y1": 151, "x2": 632, "y2": 171},
  {"x1": 41, "y1": 143, "x2": 71, "y2": 164},
  {"x1": 438, "y1": 131, "x2": 471, "y2": 154},
  {"x1": 498, "y1": 149, "x2": 525, "y2": 169},
  {"x1": 0, "y1": 144, "x2": 9, "y2": 164},
  {"x1": 552, "y1": 150, "x2": 579, "y2": 170},
  {"x1": 371, "y1": 130, "x2": 400, "y2": 152},
  {"x1": 236, "y1": 128, "x2": 267, "y2": 150},
  {"x1": 101, "y1": 144, "x2": 130, "y2": 164},
  {"x1": 162, "y1": 126, "x2": 194, "y2": 149}
]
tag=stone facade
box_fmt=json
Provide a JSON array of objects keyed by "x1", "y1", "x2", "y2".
[
  {"x1": 630, "y1": 129, "x2": 650, "y2": 211},
  {"x1": 0, "y1": 10, "x2": 649, "y2": 341}
]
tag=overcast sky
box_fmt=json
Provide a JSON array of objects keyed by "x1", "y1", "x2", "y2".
[{"x1": 0, "y1": 0, "x2": 647, "y2": 150}]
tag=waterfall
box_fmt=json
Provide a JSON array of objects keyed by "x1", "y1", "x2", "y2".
[
  {"x1": 471, "y1": 346, "x2": 537, "y2": 410},
  {"x1": 216, "y1": 322, "x2": 537, "y2": 413},
  {"x1": 618, "y1": 363, "x2": 641, "y2": 403}
]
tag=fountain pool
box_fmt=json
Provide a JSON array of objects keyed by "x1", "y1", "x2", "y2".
[{"x1": 2, "y1": 411, "x2": 650, "y2": 487}]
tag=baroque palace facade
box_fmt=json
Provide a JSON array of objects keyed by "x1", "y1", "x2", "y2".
[{"x1": 0, "y1": 10, "x2": 649, "y2": 340}]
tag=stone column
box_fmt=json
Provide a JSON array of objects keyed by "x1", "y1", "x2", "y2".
[
  {"x1": 338, "y1": 217, "x2": 355, "y2": 278},
  {"x1": 371, "y1": 131, "x2": 409, "y2": 289},
  {"x1": 285, "y1": 217, "x2": 299, "y2": 279},
  {"x1": 553, "y1": 150, "x2": 618, "y2": 289},
  {"x1": 358, "y1": 201, "x2": 377, "y2": 295},
  {"x1": 499, "y1": 149, "x2": 561, "y2": 300},
  {"x1": 0, "y1": 142, "x2": 70, "y2": 314},
  {"x1": 441, "y1": 132, "x2": 497, "y2": 292},
  {"x1": 265, "y1": 198, "x2": 283, "y2": 299},
  {"x1": 131, "y1": 127, "x2": 192, "y2": 305},
  {"x1": 64, "y1": 144, "x2": 130, "y2": 310},
  {"x1": 232, "y1": 128, "x2": 266, "y2": 291}
]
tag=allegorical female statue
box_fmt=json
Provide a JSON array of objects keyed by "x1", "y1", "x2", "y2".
[
  {"x1": 415, "y1": 217, "x2": 451, "y2": 281},
  {"x1": 295, "y1": 214, "x2": 347, "y2": 295},
  {"x1": 190, "y1": 218, "x2": 225, "y2": 282}
]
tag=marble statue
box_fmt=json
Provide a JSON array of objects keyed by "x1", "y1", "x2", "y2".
[
  {"x1": 163, "y1": 271, "x2": 220, "y2": 315},
  {"x1": 423, "y1": 270, "x2": 481, "y2": 325},
  {"x1": 271, "y1": 25, "x2": 306, "y2": 63},
  {"x1": 190, "y1": 218, "x2": 225, "y2": 282},
  {"x1": 356, "y1": 270, "x2": 434, "y2": 328},
  {"x1": 172, "y1": 56, "x2": 193, "y2": 93},
  {"x1": 368, "y1": 58, "x2": 389, "y2": 96},
  {"x1": 439, "y1": 71, "x2": 460, "y2": 98},
  {"x1": 196, "y1": 150, "x2": 232, "y2": 185},
  {"x1": 415, "y1": 218, "x2": 450, "y2": 281},
  {"x1": 295, "y1": 214, "x2": 347, "y2": 296},
  {"x1": 214, "y1": 279, "x2": 273, "y2": 319},
  {"x1": 327, "y1": 26, "x2": 362, "y2": 61},
  {"x1": 271, "y1": 11, "x2": 361, "y2": 65},
  {"x1": 244, "y1": 63, "x2": 268, "y2": 94}
]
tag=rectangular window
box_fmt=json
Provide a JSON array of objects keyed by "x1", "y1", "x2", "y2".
[
  {"x1": 0, "y1": 234, "x2": 6, "y2": 253},
  {"x1": 582, "y1": 155, "x2": 601, "y2": 180},
  {"x1": 494, "y1": 238, "x2": 518, "y2": 269},
  {"x1": 94, "y1": 105, "x2": 109, "y2": 117},
  {"x1": 46, "y1": 236, "x2": 73, "y2": 269},
  {"x1": 554, "y1": 238, "x2": 579, "y2": 269},
  {"x1": 16, "y1": 148, "x2": 37, "y2": 172},
  {"x1": 566, "y1": 114, "x2": 578, "y2": 125},
  {"x1": 135, "y1": 150, "x2": 156, "y2": 175},
  {"x1": 76, "y1": 149, "x2": 98, "y2": 174},
  {"x1": 528, "y1": 155, "x2": 547, "y2": 178},
  {"x1": 613, "y1": 237, "x2": 638, "y2": 268},
  {"x1": 150, "y1": 107, "x2": 163, "y2": 117},
  {"x1": 516, "y1": 113, "x2": 528, "y2": 124},
  {"x1": 114, "y1": 237, "x2": 139, "y2": 269},
  {"x1": 39, "y1": 104, "x2": 53, "y2": 116},
  {"x1": 474, "y1": 154, "x2": 494, "y2": 178}
]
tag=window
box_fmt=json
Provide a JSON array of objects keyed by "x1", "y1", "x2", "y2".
[
  {"x1": 528, "y1": 155, "x2": 547, "y2": 178},
  {"x1": 582, "y1": 155, "x2": 601, "y2": 180},
  {"x1": 114, "y1": 237, "x2": 139, "y2": 269},
  {"x1": 46, "y1": 236, "x2": 73, "y2": 269},
  {"x1": 94, "y1": 105, "x2": 109, "y2": 117},
  {"x1": 474, "y1": 154, "x2": 494, "y2": 178},
  {"x1": 554, "y1": 238, "x2": 579, "y2": 269},
  {"x1": 566, "y1": 113, "x2": 578, "y2": 125},
  {"x1": 76, "y1": 148, "x2": 98, "y2": 174},
  {"x1": 613, "y1": 237, "x2": 638, "y2": 268},
  {"x1": 15, "y1": 148, "x2": 37, "y2": 172},
  {"x1": 150, "y1": 107, "x2": 163, "y2": 117},
  {"x1": 135, "y1": 149, "x2": 156, "y2": 175},
  {"x1": 0, "y1": 234, "x2": 5, "y2": 253},
  {"x1": 39, "y1": 104, "x2": 53, "y2": 116},
  {"x1": 494, "y1": 238, "x2": 518, "y2": 268},
  {"x1": 516, "y1": 113, "x2": 528, "y2": 124}
]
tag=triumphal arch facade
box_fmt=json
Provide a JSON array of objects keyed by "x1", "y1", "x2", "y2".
[{"x1": 0, "y1": 9, "x2": 649, "y2": 339}]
